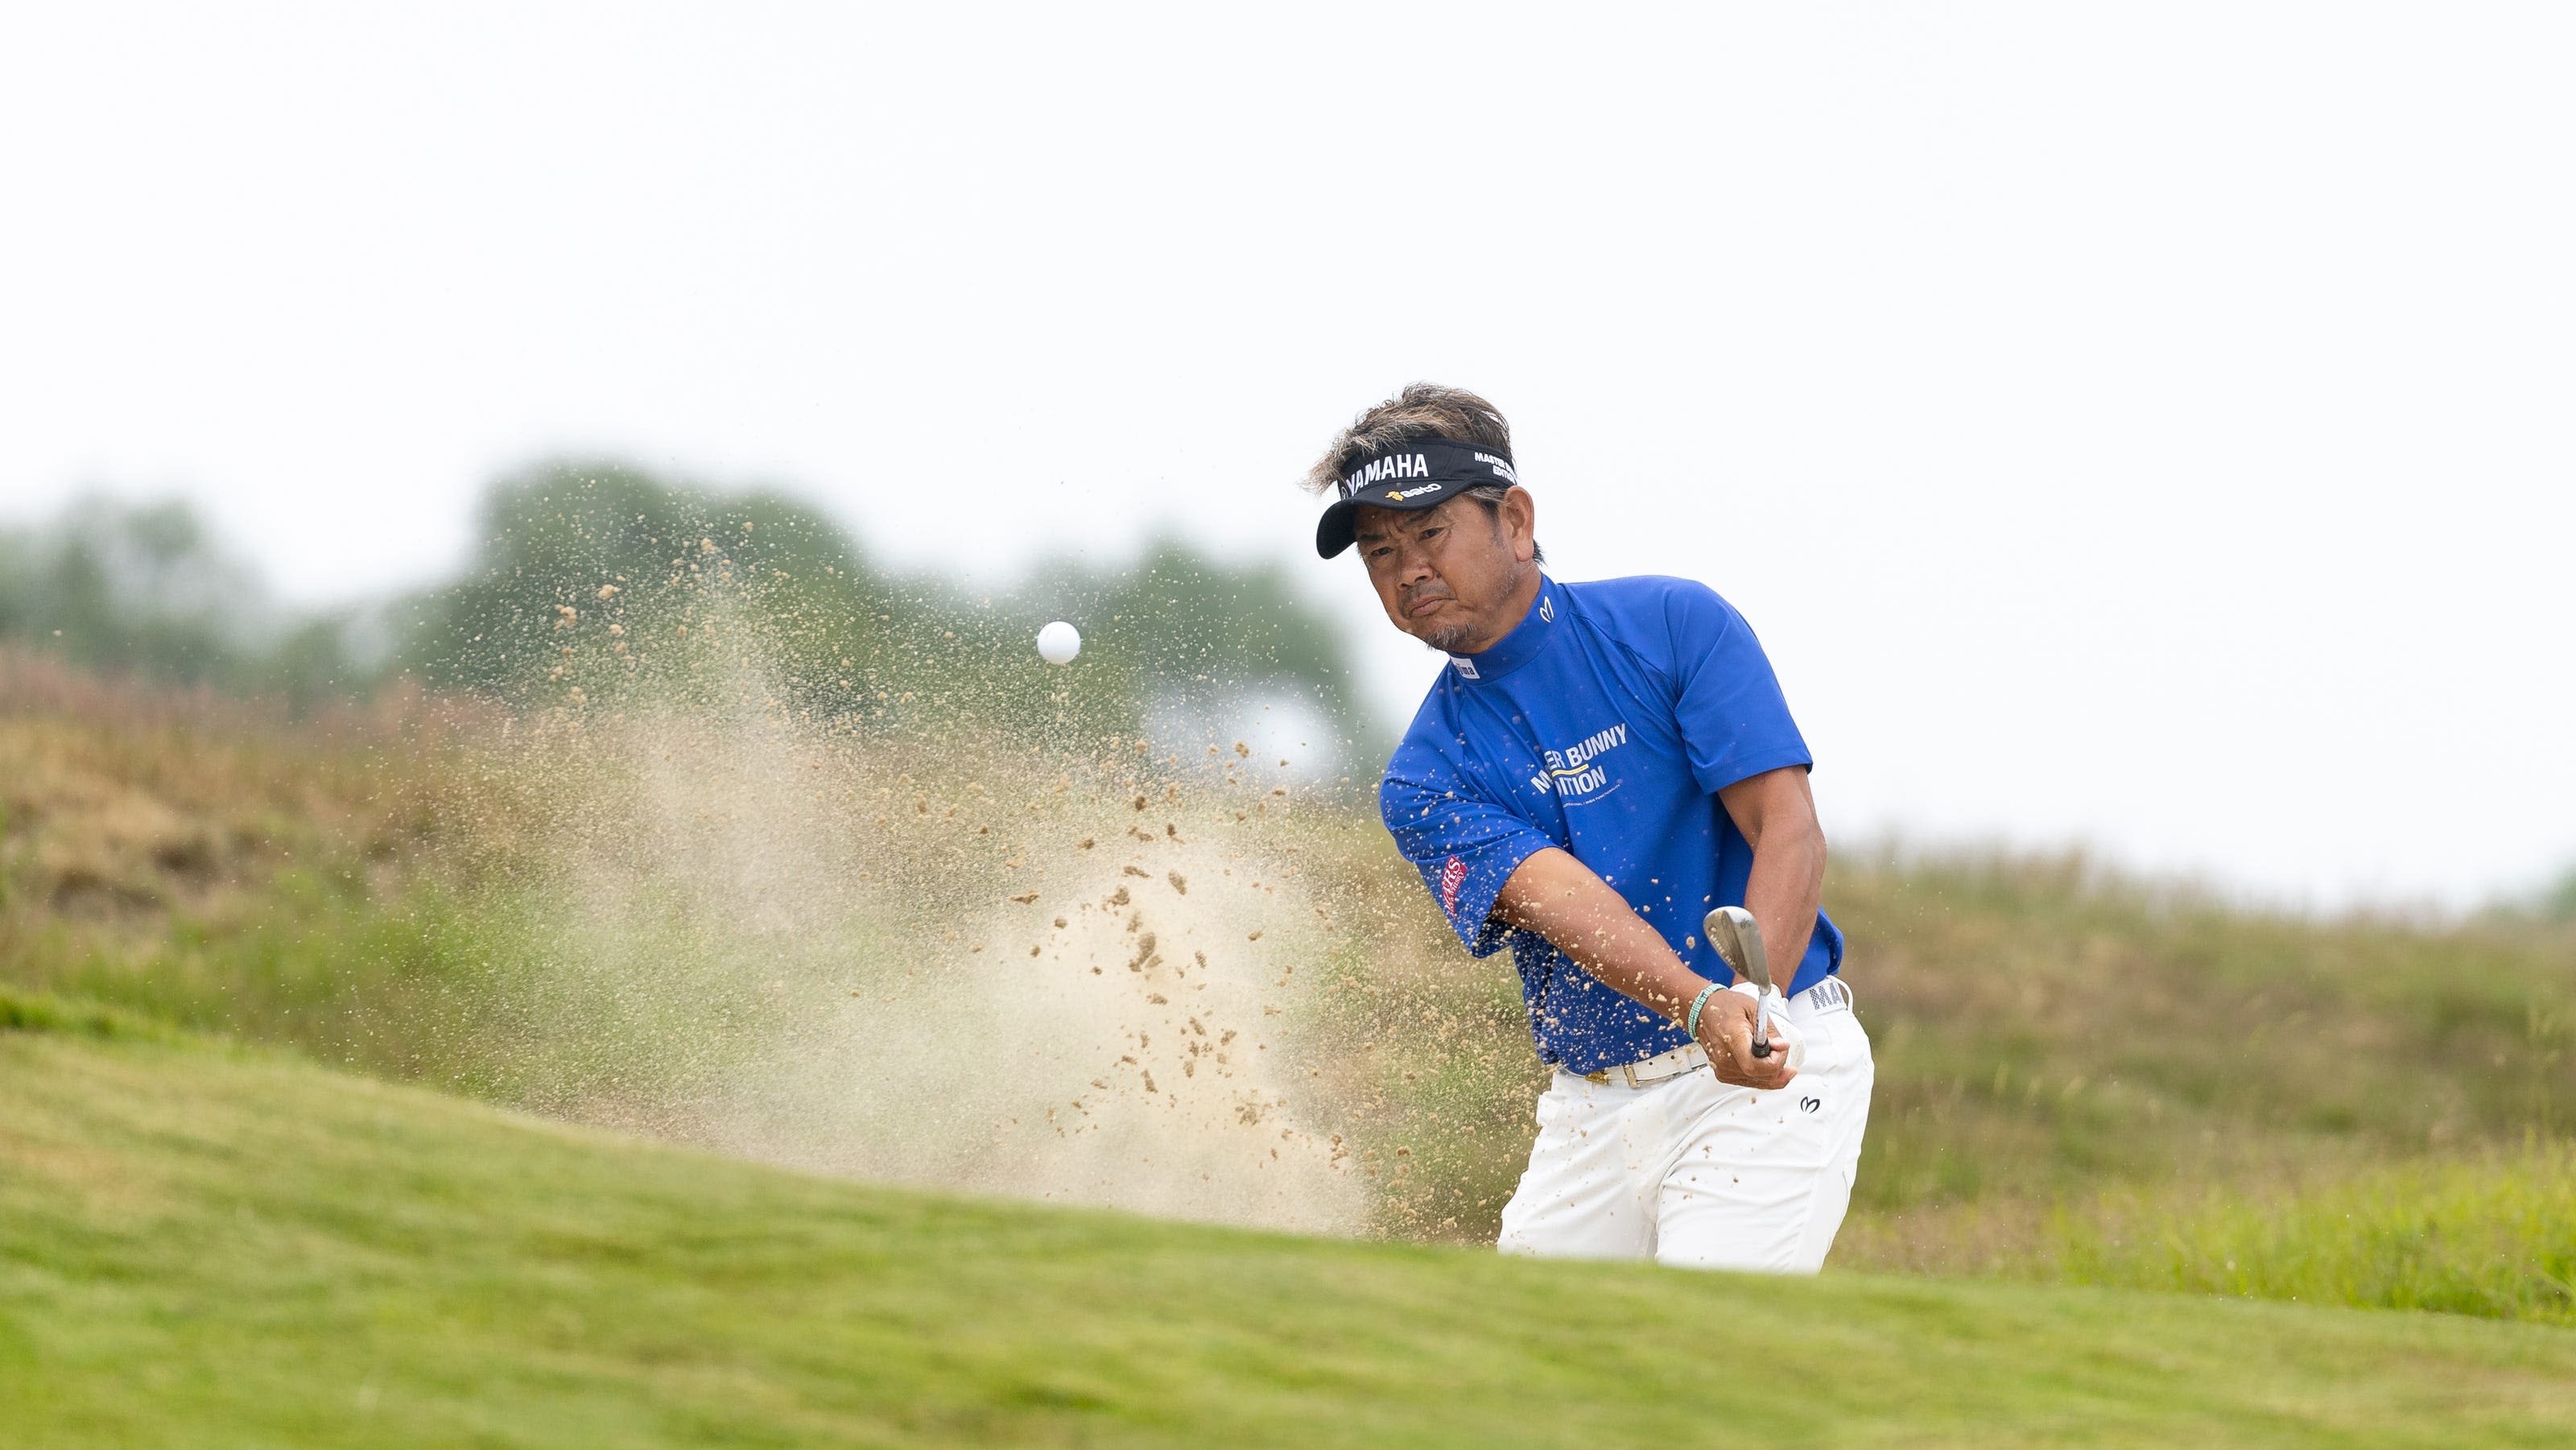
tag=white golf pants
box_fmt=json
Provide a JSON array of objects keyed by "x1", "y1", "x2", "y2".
[{"x1": 1498, "y1": 983, "x2": 1873, "y2": 1273}]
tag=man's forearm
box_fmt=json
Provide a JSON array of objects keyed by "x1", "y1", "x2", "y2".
[
  {"x1": 1492, "y1": 846, "x2": 1790, "y2": 1085},
  {"x1": 1718, "y1": 766, "x2": 1827, "y2": 991},
  {"x1": 1492, "y1": 847, "x2": 1707, "y2": 1022},
  {"x1": 1741, "y1": 824, "x2": 1823, "y2": 987}
]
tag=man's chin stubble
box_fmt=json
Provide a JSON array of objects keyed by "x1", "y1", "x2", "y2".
[{"x1": 1418, "y1": 620, "x2": 1477, "y2": 654}]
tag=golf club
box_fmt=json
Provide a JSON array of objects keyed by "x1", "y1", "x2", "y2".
[{"x1": 1703, "y1": 904, "x2": 1776, "y2": 1060}]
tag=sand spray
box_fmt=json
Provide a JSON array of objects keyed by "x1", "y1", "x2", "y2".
[{"x1": 452, "y1": 629, "x2": 1375, "y2": 1234}]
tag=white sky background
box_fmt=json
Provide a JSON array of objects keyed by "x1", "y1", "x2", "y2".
[{"x1": 2, "y1": 3, "x2": 2570, "y2": 911}]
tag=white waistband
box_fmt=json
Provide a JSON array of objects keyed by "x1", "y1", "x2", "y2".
[{"x1": 1788, "y1": 976, "x2": 1852, "y2": 1019}]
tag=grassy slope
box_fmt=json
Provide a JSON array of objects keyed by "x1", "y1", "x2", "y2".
[
  {"x1": 8, "y1": 660, "x2": 2576, "y2": 1323},
  {"x1": 7, "y1": 1023, "x2": 2576, "y2": 1450}
]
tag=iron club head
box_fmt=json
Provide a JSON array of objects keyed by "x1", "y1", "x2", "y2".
[{"x1": 1703, "y1": 905, "x2": 1775, "y2": 1059}]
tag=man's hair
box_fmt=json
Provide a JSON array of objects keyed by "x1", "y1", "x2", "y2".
[
  {"x1": 1305, "y1": 382, "x2": 1543, "y2": 562},
  {"x1": 1302, "y1": 382, "x2": 1513, "y2": 495}
]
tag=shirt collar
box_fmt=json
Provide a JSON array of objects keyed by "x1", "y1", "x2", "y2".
[{"x1": 1447, "y1": 575, "x2": 1558, "y2": 682}]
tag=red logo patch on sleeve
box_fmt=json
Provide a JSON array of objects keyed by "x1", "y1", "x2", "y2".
[{"x1": 1438, "y1": 856, "x2": 1470, "y2": 918}]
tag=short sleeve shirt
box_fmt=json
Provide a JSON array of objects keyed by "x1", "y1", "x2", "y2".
[{"x1": 1377, "y1": 574, "x2": 1843, "y2": 1075}]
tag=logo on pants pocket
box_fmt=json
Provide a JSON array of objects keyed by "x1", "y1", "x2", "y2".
[{"x1": 1799, "y1": 1095, "x2": 1823, "y2": 1113}]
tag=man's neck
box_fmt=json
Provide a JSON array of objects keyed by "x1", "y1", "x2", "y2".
[{"x1": 1455, "y1": 566, "x2": 1543, "y2": 655}]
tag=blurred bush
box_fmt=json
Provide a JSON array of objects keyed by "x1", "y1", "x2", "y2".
[
  {"x1": 413, "y1": 463, "x2": 1353, "y2": 698},
  {"x1": 2539, "y1": 868, "x2": 2576, "y2": 923},
  {"x1": 2, "y1": 464, "x2": 1371, "y2": 758},
  {"x1": 0, "y1": 496, "x2": 369, "y2": 705}
]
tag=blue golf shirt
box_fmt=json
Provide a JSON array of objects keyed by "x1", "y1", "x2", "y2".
[{"x1": 1379, "y1": 574, "x2": 1843, "y2": 1075}]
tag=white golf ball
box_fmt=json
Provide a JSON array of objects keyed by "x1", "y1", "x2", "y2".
[{"x1": 1036, "y1": 621, "x2": 1081, "y2": 665}]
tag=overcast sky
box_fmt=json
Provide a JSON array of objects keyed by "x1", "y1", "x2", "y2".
[{"x1": 4, "y1": 3, "x2": 2570, "y2": 910}]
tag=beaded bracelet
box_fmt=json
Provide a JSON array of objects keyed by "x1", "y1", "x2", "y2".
[{"x1": 1684, "y1": 982, "x2": 1725, "y2": 1042}]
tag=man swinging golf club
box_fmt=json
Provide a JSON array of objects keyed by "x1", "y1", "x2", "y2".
[{"x1": 1310, "y1": 384, "x2": 1873, "y2": 1272}]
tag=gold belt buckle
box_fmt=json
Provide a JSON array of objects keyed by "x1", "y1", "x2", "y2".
[{"x1": 1582, "y1": 1059, "x2": 1649, "y2": 1087}]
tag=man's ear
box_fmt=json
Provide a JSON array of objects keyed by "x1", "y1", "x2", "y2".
[{"x1": 1504, "y1": 487, "x2": 1538, "y2": 564}]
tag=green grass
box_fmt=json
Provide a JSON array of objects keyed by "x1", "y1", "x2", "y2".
[
  {"x1": 0, "y1": 874, "x2": 512, "y2": 1074},
  {"x1": 8, "y1": 1019, "x2": 2576, "y2": 1448},
  {"x1": 0, "y1": 985, "x2": 171, "y2": 1040},
  {"x1": 2054, "y1": 1146, "x2": 2576, "y2": 1323}
]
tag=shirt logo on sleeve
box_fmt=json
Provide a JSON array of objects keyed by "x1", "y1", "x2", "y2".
[{"x1": 1439, "y1": 856, "x2": 1469, "y2": 917}]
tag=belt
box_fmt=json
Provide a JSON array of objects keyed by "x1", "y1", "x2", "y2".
[
  {"x1": 1577, "y1": 976, "x2": 1854, "y2": 1088},
  {"x1": 1580, "y1": 1040, "x2": 1707, "y2": 1088}
]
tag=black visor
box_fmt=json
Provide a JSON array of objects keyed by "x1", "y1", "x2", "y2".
[{"x1": 1314, "y1": 437, "x2": 1520, "y2": 558}]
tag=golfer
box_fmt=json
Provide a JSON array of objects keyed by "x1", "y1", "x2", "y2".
[{"x1": 1309, "y1": 385, "x2": 1872, "y2": 1273}]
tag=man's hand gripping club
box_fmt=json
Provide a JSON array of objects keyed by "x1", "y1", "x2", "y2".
[
  {"x1": 1494, "y1": 848, "x2": 1795, "y2": 1089},
  {"x1": 1706, "y1": 904, "x2": 1805, "y2": 1074}
]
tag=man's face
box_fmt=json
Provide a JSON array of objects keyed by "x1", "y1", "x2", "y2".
[{"x1": 1352, "y1": 488, "x2": 1539, "y2": 655}]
